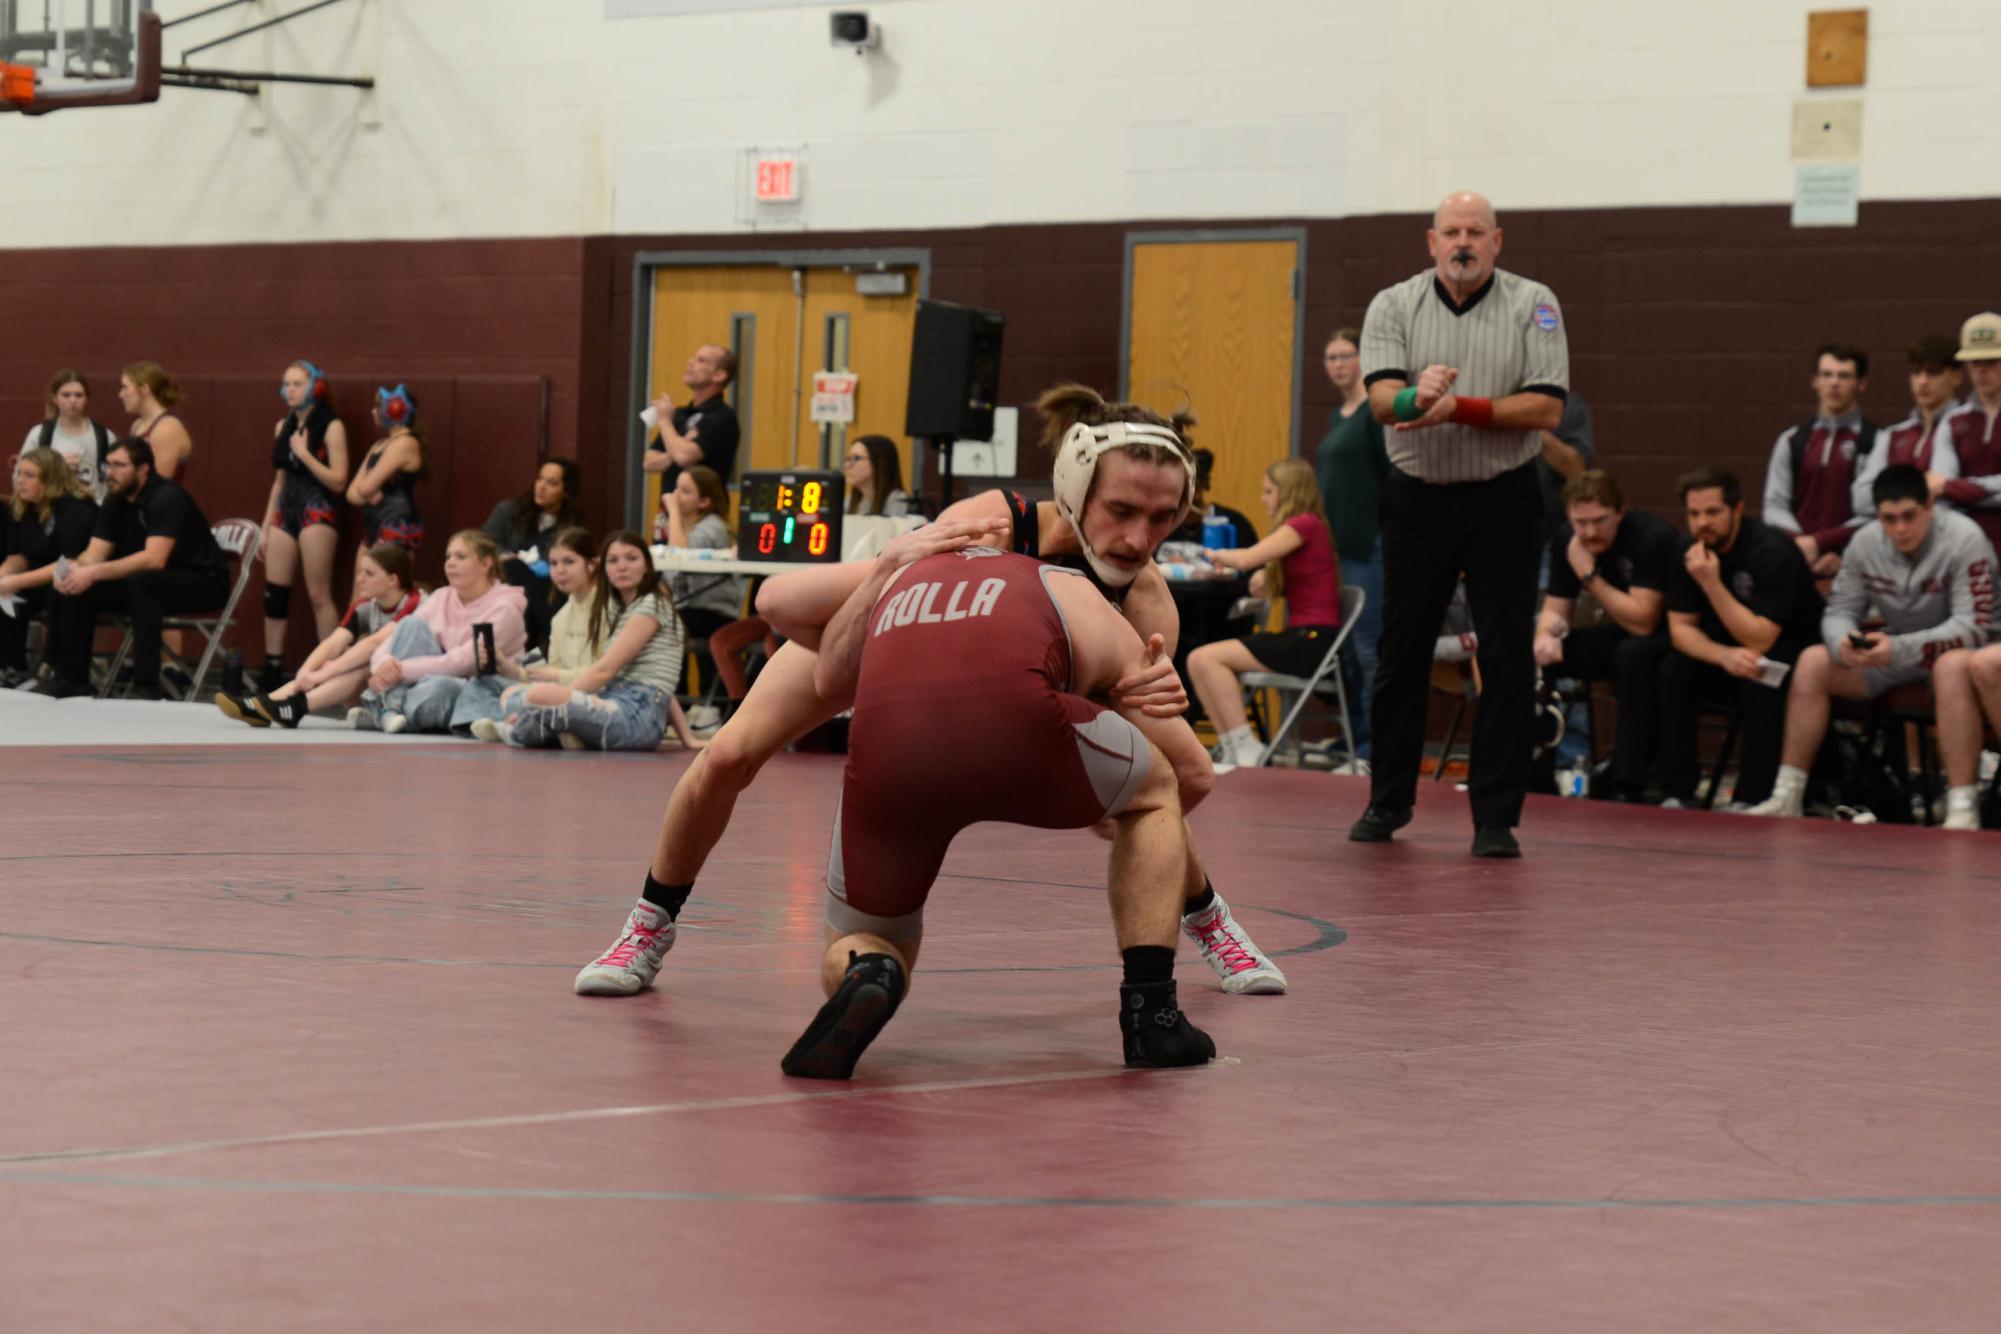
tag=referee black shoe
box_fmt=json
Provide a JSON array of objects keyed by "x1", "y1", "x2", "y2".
[
  {"x1": 1471, "y1": 825, "x2": 1522, "y2": 859},
  {"x1": 781, "y1": 951, "x2": 906, "y2": 1080},
  {"x1": 1347, "y1": 804, "x2": 1412, "y2": 842}
]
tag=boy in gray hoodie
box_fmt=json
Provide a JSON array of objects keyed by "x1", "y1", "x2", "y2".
[{"x1": 1749, "y1": 464, "x2": 1996, "y2": 826}]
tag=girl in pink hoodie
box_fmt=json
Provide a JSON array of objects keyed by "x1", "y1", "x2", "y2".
[{"x1": 355, "y1": 529, "x2": 527, "y2": 734}]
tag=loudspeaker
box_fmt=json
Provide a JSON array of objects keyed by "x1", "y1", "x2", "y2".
[{"x1": 904, "y1": 299, "x2": 1004, "y2": 440}]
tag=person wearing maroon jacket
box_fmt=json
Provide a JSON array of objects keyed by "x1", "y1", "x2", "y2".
[
  {"x1": 1936, "y1": 312, "x2": 2001, "y2": 551},
  {"x1": 1851, "y1": 333, "x2": 1967, "y2": 515},
  {"x1": 1762, "y1": 344, "x2": 1876, "y2": 579}
]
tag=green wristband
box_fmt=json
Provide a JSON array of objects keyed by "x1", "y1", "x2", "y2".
[{"x1": 1392, "y1": 386, "x2": 1422, "y2": 422}]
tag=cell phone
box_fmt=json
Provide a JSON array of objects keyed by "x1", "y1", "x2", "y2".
[
  {"x1": 473, "y1": 623, "x2": 496, "y2": 676},
  {"x1": 1848, "y1": 631, "x2": 1870, "y2": 649}
]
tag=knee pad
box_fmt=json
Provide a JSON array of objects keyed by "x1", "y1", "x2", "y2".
[{"x1": 263, "y1": 582, "x2": 293, "y2": 620}]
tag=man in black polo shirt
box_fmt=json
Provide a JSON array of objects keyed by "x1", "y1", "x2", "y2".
[
  {"x1": 1531, "y1": 469, "x2": 1679, "y2": 801},
  {"x1": 41, "y1": 438, "x2": 229, "y2": 699},
  {"x1": 1657, "y1": 466, "x2": 1824, "y2": 808},
  {"x1": 642, "y1": 342, "x2": 741, "y2": 496}
]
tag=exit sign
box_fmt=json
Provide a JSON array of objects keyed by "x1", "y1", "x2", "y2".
[{"x1": 754, "y1": 156, "x2": 799, "y2": 202}]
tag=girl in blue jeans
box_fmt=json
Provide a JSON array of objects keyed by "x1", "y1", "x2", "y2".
[{"x1": 482, "y1": 530, "x2": 705, "y2": 751}]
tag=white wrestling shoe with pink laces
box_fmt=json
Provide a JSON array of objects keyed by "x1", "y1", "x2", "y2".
[
  {"x1": 574, "y1": 901, "x2": 677, "y2": 995},
  {"x1": 1181, "y1": 892, "x2": 1287, "y2": 995}
]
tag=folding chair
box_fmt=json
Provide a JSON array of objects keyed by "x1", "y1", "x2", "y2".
[
  {"x1": 101, "y1": 517, "x2": 262, "y2": 701},
  {"x1": 1241, "y1": 585, "x2": 1365, "y2": 768}
]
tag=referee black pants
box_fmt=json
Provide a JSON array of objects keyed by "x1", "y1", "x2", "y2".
[{"x1": 1369, "y1": 461, "x2": 1542, "y2": 828}]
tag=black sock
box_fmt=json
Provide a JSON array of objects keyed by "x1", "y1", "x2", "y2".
[
  {"x1": 1182, "y1": 878, "x2": 1216, "y2": 917},
  {"x1": 642, "y1": 872, "x2": 692, "y2": 920},
  {"x1": 1121, "y1": 944, "x2": 1176, "y2": 987}
]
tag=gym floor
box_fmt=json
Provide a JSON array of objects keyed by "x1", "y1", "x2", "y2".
[{"x1": 3, "y1": 698, "x2": 1998, "y2": 1331}]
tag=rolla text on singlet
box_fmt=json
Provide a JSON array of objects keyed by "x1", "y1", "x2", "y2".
[{"x1": 872, "y1": 576, "x2": 1007, "y2": 636}]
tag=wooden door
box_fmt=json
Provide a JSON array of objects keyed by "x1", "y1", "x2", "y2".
[
  {"x1": 794, "y1": 267, "x2": 921, "y2": 474},
  {"x1": 1125, "y1": 238, "x2": 1300, "y2": 536},
  {"x1": 645, "y1": 266, "x2": 800, "y2": 525}
]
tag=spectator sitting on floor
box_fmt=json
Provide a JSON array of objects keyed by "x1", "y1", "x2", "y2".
[
  {"x1": 478, "y1": 530, "x2": 706, "y2": 752},
  {"x1": 39, "y1": 438, "x2": 229, "y2": 701},
  {"x1": 215, "y1": 543, "x2": 422, "y2": 729},
  {"x1": 119, "y1": 362, "x2": 194, "y2": 482},
  {"x1": 354, "y1": 529, "x2": 527, "y2": 735},
  {"x1": 1749, "y1": 465, "x2": 1996, "y2": 827},
  {"x1": 0, "y1": 448, "x2": 99, "y2": 687},
  {"x1": 1530, "y1": 469, "x2": 1679, "y2": 801},
  {"x1": 842, "y1": 434, "x2": 915, "y2": 517},
  {"x1": 17, "y1": 369, "x2": 115, "y2": 501},
  {"x1": 1187, "y1": 457, "x2": 1342, "y2": 770},
  {"x1": 1658, "y1": 467, "x2": 1824, "y2": 809},
  {"x1": 485, "y1": 457, "x2": 583, "y2": 652},
  {"x1": 468, "y1": 526, "x2": 599, "y2": 743},
  {"x1": 1763, "y1": 343, "x2": 1876, "y2": 580},
  {"x1": 662, "y1": 464, "x2": 746, "y2": 643},
  {"x1": 1850, "y1": 333, "x2": 1967, "y2": 513}
]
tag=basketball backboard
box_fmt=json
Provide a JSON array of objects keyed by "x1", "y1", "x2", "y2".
[{"x1": 0, "y1": 0, "x2": 160, "y2": 115}]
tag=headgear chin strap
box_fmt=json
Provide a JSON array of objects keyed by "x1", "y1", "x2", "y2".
[{"x1": 1050, "y1": 419, "x2": 1196, "y2": 587}]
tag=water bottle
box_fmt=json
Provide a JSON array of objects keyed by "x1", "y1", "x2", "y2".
[
  {"x1": 1200, "y1": 505, "x2": 1233, "y2": 549},
  {"x1": 1554, "y1": 766, "x2": 1588, "y2": 798},
  {"x1": 222, "y1": 650, "x2": 244, "y2": 697}
]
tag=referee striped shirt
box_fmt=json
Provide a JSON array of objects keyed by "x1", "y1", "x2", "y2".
[{"x1": 1359, "y1": 268, "x2": 1570, "y2": 484}]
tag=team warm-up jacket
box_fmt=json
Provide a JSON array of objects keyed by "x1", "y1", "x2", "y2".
[
  {"x1": 1820, "y1": 507, "x2": 1997, "y2": 669},
  {"x1": 1763, "y1": 413, "x2": 1873, "y2": 554},
  {"x1": 1849, "y1": 406, "x2": 1963, "y2": 517}
]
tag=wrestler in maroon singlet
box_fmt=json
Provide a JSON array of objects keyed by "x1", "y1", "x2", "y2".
[{"x1": 828, "y1": 548, "x2": 1149, "y2": 935}]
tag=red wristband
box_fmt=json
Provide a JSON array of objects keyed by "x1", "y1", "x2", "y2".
[{"x1": 1450, "y1": 396, "x2": 1494, "y2": 428}]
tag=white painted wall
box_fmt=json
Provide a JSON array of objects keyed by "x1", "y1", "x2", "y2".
[{"x1": 3, "y1": 0, "x2": 1995, "y2": 248}]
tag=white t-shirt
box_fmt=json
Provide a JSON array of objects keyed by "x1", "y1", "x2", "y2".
[{"x1": 19, "y1": 420, "x2": 107, "y2": 500}]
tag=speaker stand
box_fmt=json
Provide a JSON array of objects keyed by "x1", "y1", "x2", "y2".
[{"x1": 928, "y1": 434, "x2": 958, "y2": 513}]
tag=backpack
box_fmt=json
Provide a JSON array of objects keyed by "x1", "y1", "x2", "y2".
[
  {"x1": 1787, "y1": 418, "x2": 1877, "y2": 493},
  {"x1": 37, "y1": 417, "x2": 115, "y2": 477}
]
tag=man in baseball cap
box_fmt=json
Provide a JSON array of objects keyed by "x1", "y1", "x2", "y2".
[{"x1": 1936, "y1": 313, "x2": 2001, "y2": 549}]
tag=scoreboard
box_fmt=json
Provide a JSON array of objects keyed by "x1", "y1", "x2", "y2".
[{"x1": 738, "y1": 469, "x2": 844, "y2": 563}]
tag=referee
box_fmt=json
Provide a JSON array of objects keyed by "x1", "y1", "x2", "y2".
[{"x1": 1348, "y1": 191, "x2": 1570, "y2": 858}]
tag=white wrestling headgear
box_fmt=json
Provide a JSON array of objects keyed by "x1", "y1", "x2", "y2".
[{"x1": 1051, "y1": 419, "x2": 1197, "y2": 587}]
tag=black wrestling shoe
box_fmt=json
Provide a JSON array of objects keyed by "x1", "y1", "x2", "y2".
[
  {"x1": 1120, "y1": 981, "x2": 1216, "y2": 1069},
  {"x1": 1347, "y1": 804, "x2": 1412, "y2": 842},
  {"x1": 216, "y1": 691, "x2": 271, "y2": 727},
  {"x1": 1471, "y1": 825, "x2": 1522, "y2": 859},
  {"x1": 781, "y1": 952, "x2": 906, "y2": 1080},
  {"x1": 252, "y1": 692, "x2": 306, "y2": 729}
]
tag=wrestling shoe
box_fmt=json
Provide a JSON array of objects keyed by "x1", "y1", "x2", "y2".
[
  {"x1": 573, "y1": 900, "x2": 676, "y2": 996},
  {"x1": 215, "y1": 691, "x2": 270, "y2": 727},
  {"x1": 1181, "y1": 894, "x2": 1287, "y2": 995},
  {"x1": 1120, "y1": 981, "x2": 1216, "y2": 1068},
  {"x1": 780, "y1": 951, "x2": 906, "y2": 1079},
  {"x1": 257, "y1": 693, "x2": 307, "y2": 729}
]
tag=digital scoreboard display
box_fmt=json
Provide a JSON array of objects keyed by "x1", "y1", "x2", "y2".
[{"x1": 738, "y1": 469, "x2": 844, "y2": 563}]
